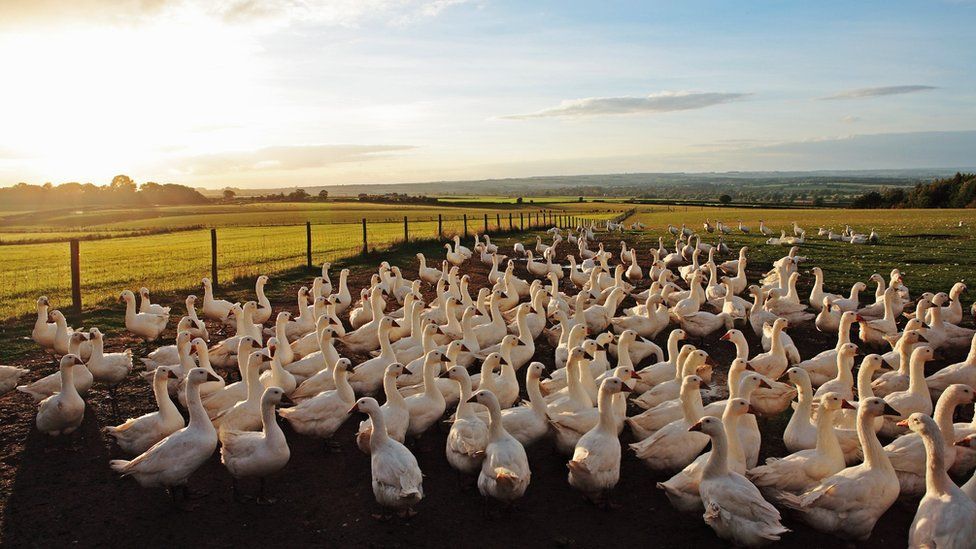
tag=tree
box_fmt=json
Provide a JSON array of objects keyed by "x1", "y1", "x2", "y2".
[
  {"x1": 223, "y1": 189, "x2": 236, "y2": 200},
  {"x1": 578, "y1": 196, "x2": 584, "y2": 202},
  {"x1": 318, "y1": 189, "x2": 329, "y2": 200},
  {"x1": 288, "y1": 188, "x2": 309, "y2": 201},
  {"x1": 719, "y1": 194, "x2": 732, "y2": 205},
  {"x1": 515, "y1": 197, "x2": 523, "y2": 204}
]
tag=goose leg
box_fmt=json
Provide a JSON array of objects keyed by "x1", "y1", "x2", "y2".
[{"x1": 255, "y1": 478, "x2": 276, "y2": 505}]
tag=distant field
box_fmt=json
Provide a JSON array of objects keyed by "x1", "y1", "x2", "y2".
[
  {"x1": 0, "y1": 207, "x2": 614, "y2": 319},
  {"x1": 434, "y1": 195, "x2": 632, "y2": 204},
  {"x1": 624, "y1": 206, "x2": 976, "y2": 293}
]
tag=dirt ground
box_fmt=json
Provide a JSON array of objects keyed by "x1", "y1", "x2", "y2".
[{"x1": 0, "y1": 232, "x2": 958, "y2": 548}]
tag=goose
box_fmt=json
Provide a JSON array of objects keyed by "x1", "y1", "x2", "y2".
[
  {"x1": 0, "y1": 364, "x2": 29, "y2": 396},
  {"x1": 356, "y1": 363, "x2": 410, "y2": 454},
  {"x1": 778, "y1": 398, "x2": 900, "y2": 541},
  {"x1": 550, "y1": 365, "x2": 636, "y2": 455},
  {"x1": 400, "y1": 340, "x2": 470, "y2": 406},
  {"x1": 286, "y1": 323, "x2": 341, "y2": 387},
  {"x1": 857, "y1": 287, "x2": 898, "y2": 348},
  {"x1": 402, "y1": 350, "x2": 448, "y2": 437},
  {"x1": 759, "y1": 219, "x2": 773, "y2": 236},
  {"x1": 49, "y1": 310, "x2": 92, "y2": 359},
  {"x1": 906, "y1": 413, "x2": 976, "y2": 548},
  {"x1": 582, "y1": 288, "x2": 626, "y2": 333},
  {"x1": 252, "y1": 275, "x2": 273, "y2": 325},
  {"x1": 677, "y1": 310, "x2": 734, "y2": 339},
  {"x1": 809, "y1": 267, "x2": 842, "y2": 312},
  {"x1": 31, "y1": 296, "x2": 57, "y2": 349},
  {"x1": 633, "y1": 347, "x2": 707, "y2": 410},
  {"x1": 110, "y1": 368, "x2": 220, "y2": 502},
  {"x1": 469, "y1": 390, "x2": 531, "y2": 504},
  {"x1": 349, "y1": 397, "x2": 424, "y2": 517},
  {"x1": 120, "y1": 290, "x2": 168, "y2": 342},
  {"x1": 831, "y1": 282, "x2": 866, "y2": 312},
  {"x1": 611, "y1": 294, "x2": 668, "y2": 338},
  {"x1": 258, "y1": 340, "x2": 297, "y2": 395},
  {"x1": 138, "y1": 288, "x2": 171, "y2": 316},
  {"x1": 872, "y1": 329, "x2": 926, "y2": 397},
  {"x1": 201, "y1": 277, "x2": 235, "y2": 322},
  {"x1": 330, "y1": 268, "x2": 352, "y2": 314},
  {"x1": 488, "y1": 362, "x2": 551, "y2": 447},
  {"x1": 17, "y1": 332, "x2": 94, "y2": 401},
  {"x1": 658, "y1": 398, "x2": 752, "y2": 513},
  {"x1": 881, "y1": 346, "x2": 934, "y2": 437},
  {"x1": 694, "y1": 415, "x2": 790, "y2": 547},
  {"x1": 35, "y1": 355, "x2": 87, "y2": 436},
  {"x1": 624, "y1": 249, "x2": 642, "y2": 282},
  {"x1": 747, "y1": 286, "x2": 779, "y2": 338},
  {"x1": 545, "y1": 348, "x2": 595, "y2": 414},
  {"x1": 104, "y1": 366, "x2": 184, "y2": 455},
  {"x1": 633, "y1": 329, "x2": 687, "y2": 391},
  {"x1": 782, "y1": 367, "x2": 817, "y2": 453},
  {"x1": 445, "y1": 365, "x2": 489, "y2": 476},
  {"x1": 182, "y1": 295, "x2": 209, "y2": 341},
  {"x1": 748, "y1": 318, "x2": 790, "y2": 380},
  {"x1": 85, "y1": 328, "x2": 132, "y2": 410},
  {"x1": 884, "y1": 384, "x2": 974, "y2": 496},
  {"x1": 417, "y1": 253, "x2": 442, "y2": 284},
  {"x1": 814, "y1": 297, "x2": 842, "y2": 334},
  {"x1": 747, "y1": 393, "x2": 849, "y2": 502},
  {"x1": 567, "y1": 376, "x2": 630, "y2": 506},
  {"x1": 213, "y1": 348, "x2": 274, "y2": 436},
  {"x1": 763, "y1": 286, "x2": 813, "y2": 325},
  {"x1": 340, "y1": 287, "x2": 385, "y2": 353},
  {"x1": 445, "y1": 243, "x2": 466, "y2": 266},
  {"x1": 812, "y1": 343, "x2": 858, "y2": 402},
  {"x1": 630, "y1": 375, "x2": 710, "y2": 471},
  {"x1": 348, "y1": 317, "x2": 398, "y2": 395},
  {"x1": 278, "y1": 358, "x2": 356, "y2": 441},
  {"x1": 177, "y1": 338, "x2": 225, "y2": 406},
  {"x1": 220, "y1": 386, "x2": 290, "y2": 503},
  {"x1": 200, "y1": 338, "x2": 262, "y2": 416},
  {"x1": 927, "y1": 334, "x2": 976, "y2": 400}
]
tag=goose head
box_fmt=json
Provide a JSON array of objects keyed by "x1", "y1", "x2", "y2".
[
  {"x1": 236, "y1": 336, "x2": 259, "y2": 354},
  {"x1": 599, "y1": 376, "x2": 631, "y2": 396},
  {"x1": 526, "y1": 362, "x2": 549, "y2": 381},
  {"x1": 119, "y1": 289, "x2": 136, "y2": 304},
  {"x1": 262, "y1": 386, "x2": 286, "y2": 408},
  {"x1": 186, "y1": 367, "x2": 222, "y2": 386},
  {"x1": 688, "y1": 414, "x2": 723, "y2": 435},
  {"x1": 942, "y1": 384, "x2": 976, "y2": 406},
  {"x1": 348, "y1": 396, "x2": 381, "y2": 417}
]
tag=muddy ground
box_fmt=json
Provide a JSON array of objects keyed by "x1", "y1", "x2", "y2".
[{"x1": 1, "y1": 232, "x2": 961, "y2": 548}]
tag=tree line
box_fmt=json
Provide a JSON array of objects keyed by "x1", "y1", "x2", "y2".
[
  {"x1": 851, "y1": 172, "x2": 976, "y2": 209},
  {"x1": 0, "y1": 175, "x2": 209, "y2": 208}
]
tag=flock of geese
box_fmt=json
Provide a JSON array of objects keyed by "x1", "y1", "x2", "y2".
[{"x1": 3, "y1": 217, "x2": 976, "y2": 547}]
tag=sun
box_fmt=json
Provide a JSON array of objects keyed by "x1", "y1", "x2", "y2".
[{"x1": 0, "y1": 17, "x2": 267, "y2": 182}]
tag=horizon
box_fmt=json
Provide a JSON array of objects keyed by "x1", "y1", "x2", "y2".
[{"x1": 1, "y1": 1, "x2": 974, "y2": 189}]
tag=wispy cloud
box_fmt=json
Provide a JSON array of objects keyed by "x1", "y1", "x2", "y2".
[
  {"x1": 820, "y1": 85, "x2": 937, "y2": 101},
  {"x1": 503, "y1": 91, "x2": 751, "y2": 120},
  {"x1": 0, "y1": 0, "x2": 470, "y2": 28},
  {"x1": 172, "y1": 144, "x2": 415, "y2": 175}
]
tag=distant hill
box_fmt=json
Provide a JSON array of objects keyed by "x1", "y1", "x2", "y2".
[{"x1": 203, "y1": 168, "x2": 972, "y2": 202}]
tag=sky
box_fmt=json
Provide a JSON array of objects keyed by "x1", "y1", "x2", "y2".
[{"x1": 0, "y1": 0, "x2": 974, "y2": 189}]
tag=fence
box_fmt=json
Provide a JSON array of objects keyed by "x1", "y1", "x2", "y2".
[{"x1": 1, "y1": 209, "x2": 613, "y2": 320}]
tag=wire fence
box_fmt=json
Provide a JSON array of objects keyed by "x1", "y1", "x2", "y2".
[{"x1": 0, "y1": 209, "x2": 617, "y2": 320}]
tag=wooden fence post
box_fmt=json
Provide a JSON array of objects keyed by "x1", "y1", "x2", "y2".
[
  {"x1": 403, "y1": 216, "x2": 408, "y2": 242},
  {"x1": 361, "y1": 218, "x2": 368, "y2": 254},
  {"x1": 70, "y1": 239, "x2": 81, "y2": 314},
  {"x1": 210, "y1": 229, "x2": 218, "y2": 290},
  {"x1": 496, "y1": 213, "x2": 500, "y2": 231},
  {"x1": 520, "y1": 212, "x2": 524, "y2": 230},
  {"x1": 305, "y1": 221, "x2": 312, "y2": 268},
  {"x1": 463, "y1": 214, "x2": 468, "y2": 238},
  {"x1": 484, "y1": 213, "x2": 488, "y2": 234},
  {"x1": 509, "y1": 212, "x2": 513, "y2": 230},
  {"x1": 438, "y1": 214, "x2": 442, "y2": 238}
]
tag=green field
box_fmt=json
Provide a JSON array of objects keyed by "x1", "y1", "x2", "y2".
[
  {"x1": 623, "y1": 206, "x2": 976, "y2": 294},
  {"x1": 0, "y1": 206, "x2": 614, "y2": 320}
]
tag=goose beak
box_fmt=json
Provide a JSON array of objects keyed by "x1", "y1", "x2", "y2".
[
  {"x1": 841, "y1": 399, "x2": 856, "y2": 410},
  {"x1": 758, "y1": 379, "x2": 772, "y2": 389},
  {"x1": 619, "y1": 384, "x2": 633, "y2": 393},
  {"x1": 955, "y1": 438, "x2": 974, "y2": 448},
  {"x1": 855, "y1": 315, "x2": 865, "y2": 322},
  {"x1": 73, "y1": 356, "x2": 85, "y2": 366},
  {"x1": 630, "y1": 371, "x2": 643, "y2": 381},
  {"x1": 466, "y1": 395, "x2": 477, "y2": 404},
  {"x1": 747, "y1": 405, "x2": 760, "y2": 415},
  {"x1": 698, "y1": 380, "x2": 710, "y2": 390},
  {"x1": 688, "y1": 420, "x2": 703, "y2": 432},
  {"x1": 206, "y1": 372, "x2": 221, "y2": 383},
  {"x1": 278, "y1": 394, "x2": 294, "y2": 406},
  {"x1": 705, "y1": 356, "x2": 717, "y2": 367},
  {"x1": 896, "y1": 419, "x2": 909, "y2": 428},
  {"x1": 347, "y1": 405, "x2": 359, "y2": 415},
  {"x1": 917, "y1": 333, "x2": 928, "y2": 343},
  {"x1": 883, "y1": 403, "x2": 901, "y2": 416},
  {"x1": 439, "y1": 371, "x2": 451, "y2": 378},
  {"x1": 540, "y1": 370, "x2": 552, "y2": 380},
  {"x1": 165, "y1": 369, "x2": 178, "y2": 379},
  {"x1": 744, "y1": 362, "x2": 755, "y2": 372},
  {"x1": 719, "y1": 332, "x2": 731, "y2": 341}
]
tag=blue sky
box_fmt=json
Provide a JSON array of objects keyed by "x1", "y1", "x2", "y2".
[{"x1": 0, "y1": 0, "x2": 973, "y2": 187}]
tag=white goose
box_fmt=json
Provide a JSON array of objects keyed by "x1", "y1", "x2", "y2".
[
  {"x1": 120, "y1": 290, "x2": 168, "y2": 342},
  {"x1": 907, "y1": 413, "x2": 976, "y2": 548},
  {"x1": 35, "y1": 355, "x2": 87, "y2": 436},
  {"x1": 356, "y1": 363, "x2": 410, "y2": 454},
  {"x1": 695, "y1": 415, "x2": 790, "y2": 547},
  {"x1": 220, "y1": 386, "x2": 290, "y2": 503},
  {"x1": 445, "y1": 365, "x2": 489, "y2": 475},
  {"x1": 470, "y1": 389, "x2": 531, "y2": 504},
  {"x1": 779, "y1": 397, "x2": 900, "y2": 541},
  {"x1": 402, "y1": 350, "x2": 449, "y2": 437},
  {"x1": 350, "y1": 397, "x2": 424, "y2": 517},
  {"x1": 213, "y1": 348, "x2": 274, "y2": 436},
  {"x1": 104, "y1": 366, "x2": 184, "y2": 455},
  {"x1": 630, "y1": 375, "x2": 710, "y2": 472},
  {"x1": 567, "y1": 377, "x2": 629, "y2": 505},
  {"x1": 110, "y1": 368, "x2": 220, "y2": 500},
  {"x1": 278, "y1": 358, "x2": 356, "y2": 440},
  {"x1": 201, "y1": 277, "x2": 235, "y2": 322},
  {"x1": 31, "y1": 296, "x2": 57, "y2": 349},
  {"x1": 17, "y1": 332, "x2": 94, "y2": 401}
]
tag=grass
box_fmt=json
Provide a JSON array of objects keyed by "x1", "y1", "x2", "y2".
[
  {"x1": 0, "y1": 209, "x2": 613, "y2": 320},
  {"x1": 622, "y1": 206, "x2": 976, "y2": 293}
]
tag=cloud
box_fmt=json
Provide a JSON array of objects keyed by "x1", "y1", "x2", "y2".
[
  {"x1": 172, "y1": 144, "x2": 415, "y2": 175},
  {"x1": 503, "y1": 91, "x2": 751, "y2": 120},
  {"x1": 820, "y1": 85, "x2": 937, "y2": 100},
  {"x1": 840, "y1": 115, "x2": 862, "y2": 124},
  {"x1": 0, "y1": 0, "x2": 469, "y2": 28}
]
